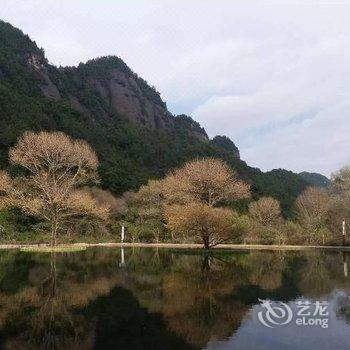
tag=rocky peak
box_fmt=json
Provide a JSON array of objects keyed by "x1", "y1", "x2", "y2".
[
  {"x1": 26, "y1": 53, "x2": 61, "y2": 100},
  {"x1": 26, "y1": 53, "x2": 45, "y2": 70},
  {"x1": 0, "y1": 20, "x2": 230, "y2": 141},
  {"x1": 211, "y1": 135, "x2": 240, "y2": 159},
  {"x1": 174, "y1": 115, "x2": 209, "y2": 141},
  {"x1": 57, "y1": 56, "x2": 174, "y2": 129}
]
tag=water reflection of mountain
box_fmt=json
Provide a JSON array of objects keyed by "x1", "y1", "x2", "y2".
[{"x1": 0, "y1": 248, "x2": 349, "y2": 349}]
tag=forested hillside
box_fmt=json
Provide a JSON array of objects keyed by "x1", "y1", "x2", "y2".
[{"x1": 0, "y1": 20, "x2": 317, "y2": 216}]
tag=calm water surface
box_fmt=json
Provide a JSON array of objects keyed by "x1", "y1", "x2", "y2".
[{"x1": 0, "y1": 247, "x2": 349, "y2": 349}]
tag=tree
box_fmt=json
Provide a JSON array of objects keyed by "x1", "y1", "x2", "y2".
[
  {"x1": 296, "y1": 187, "x2": 329, "y2": 223},
  {"x1": 131, "y1": 180, "x2": 164, "y2": 222},
  {"x1": 163, "y1": 158, "x2": 250, "y2": 248},
  {"x1": 8, "y1": 131, "x2": 109, "y2": 246},
  {"x1": 331, "y1": 166, "x2": 350, "y2": 195},
  {"x1": 248, "y1": 197, "x2": 281, "y2": 226},
  {"x1": 326, "y1": 166, "x2": 350, "y2": 239},
  {"x1": 164, "y1": 203, "x2": 233, "y2": 248},
  {"x1": 0, "y1": 170, "x2": 11, "y2": 209},
  {"x1": 295, "y1": 187, "x2": 330, "y2": 244},
  {"x1": 86, "y1": 187, "x2": 126, "y2": 217},
  {"x1": 124, "y1": 180, "x2": 165, "y2": 242},
  {"x1": 162, "y1": 158, "x2": 250, "y2": 206}
]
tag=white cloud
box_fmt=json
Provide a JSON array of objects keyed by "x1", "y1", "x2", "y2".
[
  {"x1": 242, "y1": 101, "x2": 350, "y2": 175},
  {"x1": 2, "y1": 0, "x2": 350, "y2": 176}
]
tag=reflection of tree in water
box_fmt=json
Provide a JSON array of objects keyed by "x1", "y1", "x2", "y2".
[
  {"x1": 114, "y1": 251, "x2": 285, "y2": 347},
  {"x1": 116, "y1": 251, "x2": 251, "y2": 347},
  {"x1": 297, "y1": 252, "x2": 332, "y2": 297},
  {"x1": 246, "y1": 251, "x2": 287, "y2": 290},
  {"x1": 0, "y1": 249, "x2": 350, "y2": 349},
  {"x1": 24, "y1": 252, "x2": 94, "y2": 349},
  {"x1": 318, "y1": 252, "x2": 350, "y2": 326},
  {"x1": 298, "y1": 251, "x2": 350, "y2": 298},
  {"x1": 117, "y1": 250, "x2": 350, "y2": 347},
  {"x1": 0, "y1": 248, "x2": 197, "y2": 350},
  {"x1": 0, "y1": 249, "x2": 120, "y2": 349}
]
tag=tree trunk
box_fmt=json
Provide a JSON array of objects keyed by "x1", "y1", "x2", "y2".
[
  {"x1": 202, "y1": 254, "x2": 211, "y2": 271},
  {"x1": 51, "y1": 219, "x2": 58, "y2": 247},
  {"x1": 202, "y1": 233, "x2": 210, "y2": 249}
]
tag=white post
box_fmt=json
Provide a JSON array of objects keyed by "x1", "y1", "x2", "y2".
[
  {"x1": 343, "y1": 220, "x2": 346, "y2": 246},
  {"x1": 119, "y1": 247, "x2": 126, "y2": 267},
  {"x1": 121, "y1": 225, "x2": 125, "y2": 243},
  {"x1": 344, "y1": 260, "x2": 348, "y2": 278},
  {"x1": 121, "y1": 247, "x2": 125, "y2": 265}
]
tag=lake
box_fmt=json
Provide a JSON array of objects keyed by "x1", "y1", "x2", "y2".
[{"x1": 0, "y1": 247, "x2": 349, "y2": 349}]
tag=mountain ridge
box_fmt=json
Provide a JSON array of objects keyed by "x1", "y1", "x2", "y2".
[
  {"x1": 0, "y1": 19, "x2": 324, "y2": 215},
  {"x1": 299, "y1": 172, "x2": 330, "y2": 187}
]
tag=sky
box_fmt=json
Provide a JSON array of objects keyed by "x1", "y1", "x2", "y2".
[{"x1": 2, "y1": 0, "x2": 350, "y2": 177}]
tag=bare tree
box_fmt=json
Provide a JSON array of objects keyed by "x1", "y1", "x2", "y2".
[
  {"x1": 124, "y1": 180, "x2": 165, "y2": 242},
  {"x1": 162, "y1": 158, "x2": 250, "y2": 206},
  {"x1": 131, "y1": 180, "x2": 164, "y2": 222},
  {"x1": 331, "y1": 166, "x2": 350, "y2": 196},
  {"x1": 0, "y1": 171, "x2": 11, "y2": 193},
  {"x1": 295, "y1": 187, "x2": 330, "y2": 244},
  {"x1": 163, "y1": 158, "x2": 250, "y2": 248},
  {"x1": 165, "y1": 202, "x2": 233, "y2": 248},
  {"x1": 86, "y1": 187, "x2": 126, "y2": 217},
  {"x1": 295, "y1": 187, "x2": 329, "y2": 223},
  {"x1": 248, "y1": 197, "x2": 281, "y2": 226},
  {"x1": 8, "y1": 131, "x2": 109, "y2": 246},
  {"x1": 0, "y1": 170, "x2": 11, "y2": 209}
]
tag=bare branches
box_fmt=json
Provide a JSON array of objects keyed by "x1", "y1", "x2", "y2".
[
  {"x1": 7, "y1": 131, "x2": 108, "y2": 245},
  {"x1": 295, "y1": 187, "x2": 330, "y2": 223},
  {"x1": 162, "y1": 158, "x2": 250, "y2": 248},
  {"x1": 162, "y1": 158, "x2": 250, "y2": 206},
  {"x1": 0, "y1": 171, "x2": 11, "y2": 194},
  {"x1": 293, "y1": 187, "x2": 330, "y2": 244},
  {"x1": 165, "y1": 203, "x2": 233, "y2": 248},
  {"x1": 249, "y1": 197, "x2": 281, "y2": 226},
  {"x1": 0, "y1": 171, "x2": 12, "y2": 209}
]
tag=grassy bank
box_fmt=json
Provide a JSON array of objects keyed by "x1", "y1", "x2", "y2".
[{"x1": 20, "y1": 245, "x2": 87, "y2": 253}]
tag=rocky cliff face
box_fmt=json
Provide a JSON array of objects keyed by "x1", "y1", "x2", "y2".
[
  {"x1": 174, "y1": 115, "x2": 209, "y2": 141},
  {"x1": 26, "y1": 53, "x2": 61, "y2": 100},
  {"x1": 77, "y1": 66, "x2": 173, "y2": 129},
  {"x1": 0, "y1": 19, "x2": 235, "y2": 155},
  {"x1": 27, "y1": 53, "x2": 175, "y2": 130},
  {"x1": 0, "y1": 19, "x2": 209, "y2": 139}
]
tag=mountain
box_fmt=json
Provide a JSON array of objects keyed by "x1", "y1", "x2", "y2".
[
  {"x1": 0, "y1": 20, "x2": 310, "y2": 216},
  {"x1": 299, "y1": 172, "x2": 330, "y2": 187}
]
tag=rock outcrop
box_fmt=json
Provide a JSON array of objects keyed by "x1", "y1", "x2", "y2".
[
  {"x1": 27, "y1": 54, "x2": 174, "y2": 130},
  {"x1": 211, "y1": 135, "x2": 240, "y2": 159},
  {"x1": 27, "y1": 53, "x2": 61, "y2": 100}
]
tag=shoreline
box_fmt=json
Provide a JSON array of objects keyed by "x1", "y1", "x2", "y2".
[{"x1": 0, "y1": 242, "x2": 350, "y2": 251}]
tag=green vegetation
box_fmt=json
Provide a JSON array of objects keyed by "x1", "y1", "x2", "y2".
[
  {"x1": 299, "y1": 171, "x2": 331, "y2": 187},
  {"x1": 0, "y1": 20, "x2": 333, "y2": 244},
  {"x1": 20, "y1": 246, "x2": 87, "y2": 253},
  {"x1": 115, "y1": 159, "x2": 350, "y2": 248},
  {"x1": 0, "y1": 20, "x2": 311, "y2": 215},
  {"x1": 0, "y1": 79, "x2": 308, "y2": 215}
]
